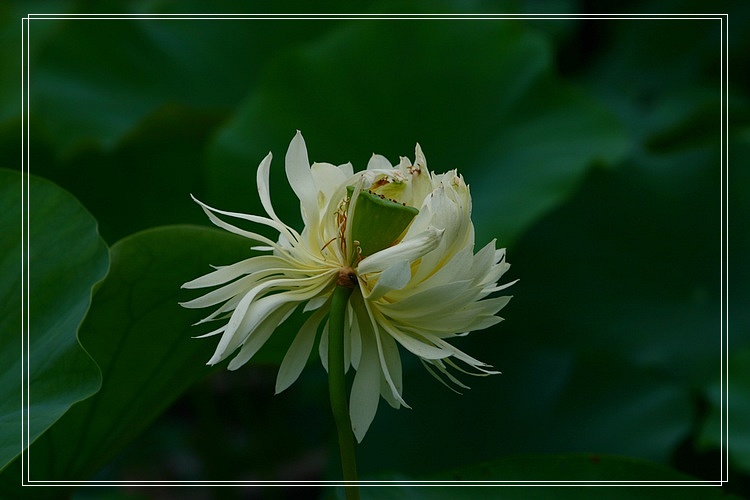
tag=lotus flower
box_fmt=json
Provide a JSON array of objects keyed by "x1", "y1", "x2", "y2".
[{"x1": 182, "y1": 131, "x2": 514, "y2": 441}]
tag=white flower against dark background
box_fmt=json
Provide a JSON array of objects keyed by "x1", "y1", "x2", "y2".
[{"x1": 182, "y1": 132, "x2": 515, "y2": 441}]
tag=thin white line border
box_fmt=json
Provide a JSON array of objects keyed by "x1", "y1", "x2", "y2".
[{"x1": 19, "y1": 11, "x2": 730, "y2": 489}]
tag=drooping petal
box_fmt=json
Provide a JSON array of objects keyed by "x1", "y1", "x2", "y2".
[
  {"x1": 344, "y1": 301, "x2": 353, "y2": 373},
  {"x1": 275, "y1": 305, "x2": 328, "y2": 393},
  {"x1": 359, "y1": 295, "x2": 409, "y2": 408},
  {"x1": 304, "y1": 295, "x2": 328, "y2": 312},
  {"x1": 203, "y1": 275, "x2": 298, "y2": 360},
  {"x1": 349, "y1": 304, "x2": 363, "y2": 370},
  {"x1": 209, "y1": 274, "x2": 332, "y2": 365},
  {"x1": 377, "y1": 328, "x2": 403, "y2": 409},
  {"x1": 318, "y1": 321, "x2": 330, "y2": 371},
  {"x1": 430, "y1": 336, "x2": 499, "y2": 372},
  {"x1": 227, "y1": 301, "x2": 298, "y2": 370},
  {"x1": 385, "y1": 326, "x2": 451, "y2": 360},
  {"x1": 349, "y1": 324, "x2": 381, "y2": 443}
]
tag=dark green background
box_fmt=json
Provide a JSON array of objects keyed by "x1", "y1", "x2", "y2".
[{"x1": 2, "y1": 0, "x2": 747, "y2": 498}]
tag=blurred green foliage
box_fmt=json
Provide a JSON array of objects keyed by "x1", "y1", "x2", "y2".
[{"x1": 2, "y1": 0, "x2": 748, "y2": 498}]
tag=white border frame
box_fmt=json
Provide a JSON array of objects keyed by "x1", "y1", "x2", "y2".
[{"x1": 19, "y1": 12, "x2": 730, "y2": 489}]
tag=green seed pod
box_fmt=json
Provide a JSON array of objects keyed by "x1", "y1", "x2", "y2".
[{"x1": 347, "y1": 185, "x2": 419, "y2": 257}]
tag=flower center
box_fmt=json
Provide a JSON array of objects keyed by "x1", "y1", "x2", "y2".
[{"x1": 337, "y1": 266, "x2": 358, "y2": 288}]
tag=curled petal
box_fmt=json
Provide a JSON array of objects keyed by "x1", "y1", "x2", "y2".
[
  {"x1": 363, "y1": 260, "x2": 412, "y2": 301},
  {"x1": 357, "y1": 226, "x2": 444, "y2": 275}
]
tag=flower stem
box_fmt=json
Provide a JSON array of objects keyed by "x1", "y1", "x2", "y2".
[{"x1": 328, "y1": 283, "x2": 359, "y2": 500}]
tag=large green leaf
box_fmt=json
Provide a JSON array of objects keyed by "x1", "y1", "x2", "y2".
[
  {"x1": 0, "y1": 169, "x2": 108, "y2": 471},
  {"x1": 12, "y1": 225, "x2": 260, "y2": 483}
]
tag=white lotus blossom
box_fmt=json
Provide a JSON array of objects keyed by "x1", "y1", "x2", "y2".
[{"x1": 182, "y1": 131, "x2": 515, "y2": 441}]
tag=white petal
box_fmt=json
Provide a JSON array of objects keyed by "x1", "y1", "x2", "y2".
[
  {"x1": 360, "y1": 296, "x2": 409, "y2": 407},
  {"x1": 207, "y1": 287, "x2": 274, "y2": 364},
  {"x1": 204, "y1": 274, "x2": 297, "y2": 356},
  {"x1": 421, "y1": 359, "x2": 463, "y2": 393},
  {"x1": 192, "y1": 195, "x2": 304, "y2": 252},
  {"x1": 318, "y1": 321, "x2": 329, "y2": 371},
  {"x1": 311, "y1": 162, "x2": 351, "y2": 210},
  {"x1": 349, "y1": 325, "x2": 381, "y2": 443},
  {"x1": 192, "y1": 324, "x2": 225, "y2": 340},
  {"x1": 338, "y1": 162, "x2": 354, "y2": 177},
  {"x1": 410, "y1": 243, "x2": 473, "y2": 289},
  {"x1": 209, "y1": 275, "x2": 330, "y2": 364},
  {"x1": 431, "y1": 337, "x2": 497, "y2": 371},
  {"x1": 414, "y1": 143, "x2": 426, "y2": 170},
  {"x1": 349, "y1": 305, "x2": 362, "y2": 370},
  {"x1": 410, "y1": 187, "x2": 471, "y2": 277},
  {"x1": 180, "y1": 272, "x2": 265, "y2": 310},
  {"x1": 255, "y1": 152, "x2": 281, "y2": 221},
  {"x1": 469, "y1": 240, "x2": 497, "y2": 283},
  {"x1": 192, "y1": 295, "x2": 241, "y2": 325},
  {"x1": 367, "y1": 153, "x2": 393, "y2": 171},
  {"x1": 381, "y1": 280, "x2": 474, "y2": 317},
  {"x1": 304, "y1": 295, "x2": 328, "y2": 312},
  {"x1": 285, "y1": 131, "x2": 317, "y2": 227},
  {"x1": 378, "y1": 329, "x2": 403, "y2": 409},
  {"x1": 478, "y1": 253, "x2": 511, "y2": 289},
  {"x1": 227, "y1": 302, "x2": 298, "y2": 370},
  {"x1": 387, "y1": 327, "x2": 450, "y2": 360},
  {"x1": 402, "y1": 305, "x2": 503, "y2": 336},
  {"x1": 482, "y1": 280, "x2": 518, "y2": 295},
  {"x1": 181, "y1": 255, "x2": 283, "y2": 290},
  {"x1": 275, "y1": 306, "x2": 328, "y2": 393},
  {"x1": 344, "y1": 302, "x2": 352, "y2": 373},
  {"x1": 357, "y1": 227, "x2": 444, "y2": 275},
  {"x1": 193, "y1": 197, "x2": 277, "y2": 248},
  {"x1": 364, "y1": 259, "x2": 412, "y2": 301}
]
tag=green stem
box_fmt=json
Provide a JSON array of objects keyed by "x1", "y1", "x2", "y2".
[{"x1": 328, "y1": 284, "x2": 359, "y2": 500}]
